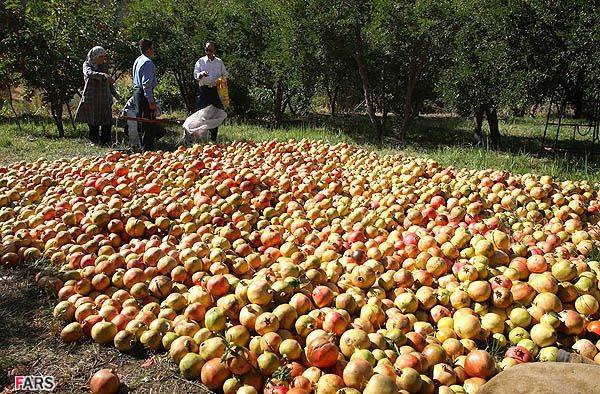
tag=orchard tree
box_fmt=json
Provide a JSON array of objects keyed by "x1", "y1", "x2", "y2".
[
  {"x1": 0, "y1": 2, "x2": 22, "y2": 127},
  {"x1": 439, "y1": 0, "x2": 513, "y2": 148},
  {"x1": 306, "y1": 0, "x2": 455, "y2": 141},
  {"x1": 264, "y1": 0, "x2": 320, "y2": 121},
  {"x1": 306, "y1": 0, "x2": 386, "y2": 138},
  {"x1": 367, "y1": 0, "x2": 456, "y2": 139},
  {"x1": 212, "y1": 0, "x2": 269, "y2": 115},
  {"x1": 306, "y1": 2, "x2": 358, "y2": 117},
  {"x1": 1, "y1": 0, "x2": 126, "y2": 136},
  {"x1": 213, "y1": 0, "x2": 320, "y2": 122},
  {"x1": 124, "y1": 0, "x2": 212, "y2": 113},
  {"x1": 504, "y1": 0, "x2": 600, "y2": 116}
]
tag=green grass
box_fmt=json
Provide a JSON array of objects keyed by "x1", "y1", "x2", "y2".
[
  {"x1": 0, "y1": 116, "x2": 106, "y2": 163},
  {"x1": 0, "y1": 113, "x2": 598, "y2": 184}
]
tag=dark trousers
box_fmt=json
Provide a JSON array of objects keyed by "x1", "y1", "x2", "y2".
[
  {"x1": 133, "y1": 87, "x2": 156, "y2": 151},
  {"x1": 195, "y1": 85, "x2": 223, "y2": 141},
  {"x1": 88, "y1": 124, "x2": 112, "y2": 145}
]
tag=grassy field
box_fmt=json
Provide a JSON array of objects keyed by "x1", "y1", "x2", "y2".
[{"x1": 0, "y1": 113, "x2": 598, "y2": 183}]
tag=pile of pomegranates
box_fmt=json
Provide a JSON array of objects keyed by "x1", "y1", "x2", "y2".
[{"x1": 0, "y1": 139, "x2": 599, "y2": 393}]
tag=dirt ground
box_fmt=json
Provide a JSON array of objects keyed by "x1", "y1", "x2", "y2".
[{"x1": 0, "y1": 266, "x2": 211, "y2": 393}]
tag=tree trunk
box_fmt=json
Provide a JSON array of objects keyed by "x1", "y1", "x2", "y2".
[
  {"x1": 399, "y1": 50, "x2": 427, "y2": 140},
  {"x1": 50, "y1": 100, "x2": 65, "y2": 138},
  {"x1": 473, "y1": 105, "x2": 485, "y2": 146},
  {"x1": 530, "y1": 103, "x2": 539, "y2": 117},
  {"x1": 65, "y1": 101, "x2": 77, "y2": 133},
  {"x1": 485, "y1": 106, "x2": 501, "y2": 149},
  {"x1": 173, "y1": 70, "x2": 195, "y2": 113},
  {"x1": 399, "y1": 62, "x2": 418, "y2": 140},
  {"x1": 273, "y1": 79, "x2": 284, "y2": 126},
  {"x1": 512, "y1": 106, "x2": 526, "y2": 117},
  {"x1": 325, "y1": 80, "x2": 338, "y2": 118},
  {"x1": 7, "y1": 86, "x2": 22, "y2": 132},
  {"x1": 330, "y1": 86, "x2": 338, "y2": 117},
  {"x1": 285, "y1": 97, "x2": 296, "y2": 116},
  {"x1": 381, "y1": 71, "x2": 389, "y2": 131},
  {"x1": 352, "y1": 25, "x2": 383, "y2": 141},
  {"x1": 382, "y1": 107, "x2": 389, "y2": 132},
  {"x1": 282, "y1": 88, "x2": 294, "y2": 116}
]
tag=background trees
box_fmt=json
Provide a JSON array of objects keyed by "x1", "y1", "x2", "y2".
[
  {"x1": 2, "y1": 0, "x2": 599, "y2": 143},
  {"x1": 1, "y1": 0, "x2": 127, "y2": 136},
  {"x1": 439, "y1": 0, "x2": 512, "y2": 147},
  {"x1": 124, "y1": 0, "x2": 212, "y2": 113}
]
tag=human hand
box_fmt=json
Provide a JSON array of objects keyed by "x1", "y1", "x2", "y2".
[
  {"x1": 200, "y1": 71, "x2": 209, "y2": 78},
  {"x1": 104, "y1": 73, "x2": 114, "y2": 84}
]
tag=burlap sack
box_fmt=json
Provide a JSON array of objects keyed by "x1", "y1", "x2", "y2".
[{"x1": 478, "y1": 360, "x2": 599, "y2": 394}]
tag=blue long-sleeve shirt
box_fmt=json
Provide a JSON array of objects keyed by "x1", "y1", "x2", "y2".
[{"x1": 132, "y1": 54, "x2": 157, "y2": 103}]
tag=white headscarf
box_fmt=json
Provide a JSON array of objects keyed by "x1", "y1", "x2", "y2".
[{"x1": 86, "y1": 46, "x2": 106, "y2": 65}]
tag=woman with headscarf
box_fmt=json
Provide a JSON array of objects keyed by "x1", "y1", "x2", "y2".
[{"x1": 75, "y1": 46, "x2": 120, "y2": 145}]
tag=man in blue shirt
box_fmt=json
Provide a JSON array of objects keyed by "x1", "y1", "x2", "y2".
[{"x1": 132, "y1": 38, "x2": 158, "y2": 151}]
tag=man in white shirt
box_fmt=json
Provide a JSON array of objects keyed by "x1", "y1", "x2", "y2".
[{"x1": 193, "y1": 41, "x2": 228, "y2": 142}]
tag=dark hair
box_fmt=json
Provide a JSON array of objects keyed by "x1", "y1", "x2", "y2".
[
  {"x1": 139, "y1": 38, "x2": 153, "y2": 55},
  {"x1": 205, "y1": 41, "x2": 216, "y2": 48}
]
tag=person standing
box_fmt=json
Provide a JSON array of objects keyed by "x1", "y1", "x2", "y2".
[
  {"x1": 132, "y1": 38, "x2": 158, "y2": 151},
  {"x1": 193, "y1": 41, "x2": 228, "y2": 142},
  {"x1": 75, "y1": 46, "x2": 120, "y2": 145}
]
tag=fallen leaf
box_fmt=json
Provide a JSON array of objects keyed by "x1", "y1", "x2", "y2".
[{"x1": 141, "y1": 357, "x2": 154, "y2": 368}]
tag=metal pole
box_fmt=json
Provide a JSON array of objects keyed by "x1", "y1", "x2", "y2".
[{"x1": 541, "y1": 100, "x2": 553, "y2": 152}]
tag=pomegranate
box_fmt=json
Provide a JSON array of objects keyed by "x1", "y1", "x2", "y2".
[
  {"x1": 363, "y1": 374, "x2": 398, "y2": 394},
  {"x1": 343, "y1": 359, "x2": 373, "y2": 390},
  {"x1": 90, "y1": 369, "x2": 120, "y2": 394},
  {"x1": 201, "y1": 358, "x2": 231, "y2": 389},
  {"x1": 505, "y1": 346, "x2": 532, "y2": 363},
  {"x1": 306, "y1": 334, "x2": 339, "y2": 368},
  {"x1": 464, "y1": 350, "x2": 496, "y2": 379}
]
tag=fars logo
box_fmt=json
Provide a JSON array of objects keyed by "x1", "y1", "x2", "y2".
[{"x1": 14, "y1": 375, "x2": 56, "y2": 391}]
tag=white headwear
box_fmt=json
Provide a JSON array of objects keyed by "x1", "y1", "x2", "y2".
[{"x1": 87, "y1": 46, "x2": 106, "y2": 65}]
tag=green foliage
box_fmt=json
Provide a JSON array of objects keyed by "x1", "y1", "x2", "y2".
[
  {"x1": 439, "y1": 0, "x2": 512, "y2": 116},
  {"x1": 124, "y1": 0, "x2": 212, "y2": 112},
  {"x1": 2, "y1": 0, "x2": 600, "y2": 139},
  {"x1": 1, "y1": 0, "x2": 127, "y2": 135},
  {"x1": 214, "y1": 0, "x2": 320, "y2": 117},
  {"x1": 507, "y1": 1, "x2": 600, "y2": 106},
  {"x1": 367, "y1": 0, "x2": 456, "y2": 119},
  {"x1": 440, "y1": 0, "x2": 600, "y2": 117}
]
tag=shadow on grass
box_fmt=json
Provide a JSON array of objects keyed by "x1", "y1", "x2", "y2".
[
  {"x1": 2, "y1": 112, "x2": 599, "y2": 169},
  {"x1": 227, "y1": 113, "x2": 381, "y2": 145},
  {"x1": 0, "y1": 115, "x2": 90, "y2": 140},
  {"x1": 232, "y1": 112, "x2": 598, "y2": 157},
  {"x1": 403, "y1": 115, "x2": 598, "y2": 159}
]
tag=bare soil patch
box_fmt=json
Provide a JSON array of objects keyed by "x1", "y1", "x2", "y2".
[{"x1": 0, "y1": 266, "x2": 211, "y2": 393}]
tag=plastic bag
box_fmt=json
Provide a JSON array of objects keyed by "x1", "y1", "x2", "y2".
[
  {"x1": 121, "y1": 97, "x2": 140, "y2": 149},
  {"x1": 182, "y1": 105, "x2": 228, "y2": 145},
  {"x1": 125, "y1": 106, "x2": 140, "y2": 149},
  {"x1": 216, "y1": 77, "x2": 230, "y2": 108},
  {"x1": 121, "y1": 97, "x2": 163, "y2": 149}
]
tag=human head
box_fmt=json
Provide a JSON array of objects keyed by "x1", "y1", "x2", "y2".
[
  {"x1": 87, "y1": 46, "x2": 106, "y2": 65},
  {"x1": 139, "y1": 38, "x2": 154, "y2": 58},
  {"x1": 205, "y1": 41, "x2": 216, "y2": 60}
]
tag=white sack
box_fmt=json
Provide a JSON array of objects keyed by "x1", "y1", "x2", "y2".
[{"x1": 183, "y1": 105, "x2": 227, "y2": 145}]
